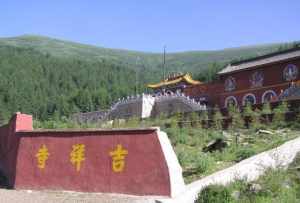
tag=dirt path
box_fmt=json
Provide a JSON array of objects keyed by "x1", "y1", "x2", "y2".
[{"x1": 0, "y1": 189, "x2": 157, "y2": 203}]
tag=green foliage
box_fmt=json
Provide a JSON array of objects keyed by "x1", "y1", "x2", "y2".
[
  {"x1": 189, "y1": 112, "x2": 201, "y2": 128},
  {"x1": 261, "y1": 102, "x2": 272, "y2": 115},
  {"x1": 126, "y1": 116, "x2": 140, "y2": 128},
  {"x1": 194, "y1": 153, "x2": 215, "y2": 174},
  {"x1": 251, "y1": 108, "x2": 263, "y2": 131},
  {"x1": 272, "y1": 101, "x2": 289, "y2": 128},
  {"x1": 0, "y1": 45, "x2": 154, "y2": 121},
  {"x1": 212, "y1": 106, "x2": 223, "y2": 131},
  {"x1": 227, "y1": 169, "x2": 300, "y2": 203},
  {"x1": 199, "y1": 110, "x2": 209, "y2": 128},
  {"x1": 242, "y1": 103, "x2": 257, "y2": 129},
  {"x1": 0, "y1": 35, "x2": 295, "y2": 120},
  {"x1": 196, "y1": 185, "x2": 233, "y2": 203},
  {"x1": 235, "y1": 147, "x2": 256, "y2": 162},
  {"x1": 228, "y1": 104, "x2": 244, "y2": 130},
  {"x1": 261, "y1": 102, "x2": 272, "y2": 124},
  {"x1": 169, "y1": 112, "x2": 180, "y2": 128}
]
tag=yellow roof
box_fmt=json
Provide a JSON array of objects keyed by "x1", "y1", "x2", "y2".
[{"x1": 147, "y1": 73, "x2": 201, "y2": 89}]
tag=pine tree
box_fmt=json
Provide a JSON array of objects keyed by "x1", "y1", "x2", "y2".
[
  {"x1": 199, "y1": 110, "x2": 209, "y2": 128},
  {"x1": 242, "y1": 102, "x2": 256, "y2": 128},
  {"x1": 272, "y1": 100, "x2": 289, "y2": 128},
  {"x1": 228, "y1": 104, "x2": 244, "y2": 130},
  {"x1": 212, "y1": 106, "x2": 223, "y2": 131},
  {"x1": 261, "y1": 102, "x2": 272, "y2": 124},
  {"x1": 189, "y1": 111, "x2": 200, "y2": 128}
]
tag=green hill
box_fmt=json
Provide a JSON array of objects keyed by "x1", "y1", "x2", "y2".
[
  {"x1": 1, "y1": 35, "x2": 297, "y2": 73},
  {"x1": 0, "y1": 35, "x2": 298, "y2": 120}
]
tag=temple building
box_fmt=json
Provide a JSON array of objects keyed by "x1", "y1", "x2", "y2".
[
  {"x1": 185, "y1": 47, "x2": 300, "y2": 108},
  {"x1": 147, "y1": 73, "x2": 201, "y2": 95}
]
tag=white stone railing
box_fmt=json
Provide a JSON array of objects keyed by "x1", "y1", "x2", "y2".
[
  {"x1": 154, "y1": 93, "x2": 206, "y2": 111},
  {"x1": 157, "y1": 135, "x2": 300, "y2": 203}
]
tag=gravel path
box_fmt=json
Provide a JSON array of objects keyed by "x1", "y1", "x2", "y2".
[{"x1": 0, "y1": 189, "x2": 157, "y2": 203}]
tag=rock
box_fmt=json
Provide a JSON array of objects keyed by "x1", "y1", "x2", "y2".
[
  {"x1": 256, "y1": 129, "x2": 274, "y2": 135},
  {"x1": 231, "y1": 190, "x2": 240, "y2": 200},
  {"x1": 281, "y1": 180, "x2": 291, "y2": 189},
  {"x1": 249, "y1": 183, "x2": 262, "y2": 194},
  {"x1": 203, "y1": 138, "x2": 227, "y2": 152},
  {"x1": 276, "y1": 128, "x2": 291, "y2": 133},
  {"x1": 222, "y1": 131, "x2": 232, "y2": 139}
]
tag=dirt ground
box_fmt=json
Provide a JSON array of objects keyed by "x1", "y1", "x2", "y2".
[{"x1": 0, "y1": 189, "x2": 157, "y2": 203}]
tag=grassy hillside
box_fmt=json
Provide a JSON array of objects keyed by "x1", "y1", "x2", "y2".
[
  {"x1": 0, "y1": 35, "x2": 298, "y2": 120},
  {"x1": 1, "y1": 35, "x2": 297, "y2": 75}
]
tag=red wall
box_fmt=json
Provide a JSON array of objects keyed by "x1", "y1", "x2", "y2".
[
  {"x1": 219, "y1": 58, "x2": 300, "y2": 107},
  {"x1": 185, "y1": 57, "x2": 300, "y2": 108},
  {"x1": 0, "y1": 113, "x2": 174, "y2": 196}
]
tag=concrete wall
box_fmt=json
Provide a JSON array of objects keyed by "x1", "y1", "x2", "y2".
[
  {"x1": 0, "y1": 113, "x2": 185, "y2": 197},
  {"x1": 73, "y1": 94, "x2": 206, "y2": 123},
  {"x1": 158, "y1": 135, "x2": 300, "y2": 203},
  {"x1": 151, "y1": 95, "x2": 205, "y2": 117}
]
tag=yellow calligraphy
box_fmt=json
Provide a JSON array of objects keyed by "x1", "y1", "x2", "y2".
[
  {"x1": 109, "y1": 144, "x2": 128, "y2": 173},
  {"x1": 70, "y1": 144, "x2": 85, "y2": 172},
  {"x1": 35, "y1": 144, "x2": 50, "y2": 169}
]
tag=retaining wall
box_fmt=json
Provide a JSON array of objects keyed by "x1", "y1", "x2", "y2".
[{"x1": 158, "y1": 134, "x2": 300, "y2": 203}]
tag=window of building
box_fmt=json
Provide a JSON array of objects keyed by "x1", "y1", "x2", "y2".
[
  {"x1": 224, "y1": 96, "x2": 238, "y2": 108},
  {"x1": 224, "y1": 76, "x2": 236, "y2": 92},
  {"x1": 250, "y1": 71, "x2": 264, "y2": 88},
  {"x1": 283, "y1": 64, "x2": 298, "y2": 81},
  {"x1": 262, "y1": 90, "x2": 277, "y2": 103},
  {"x1": 242, "y1": 93, "x2": 256, "y2": 106}
]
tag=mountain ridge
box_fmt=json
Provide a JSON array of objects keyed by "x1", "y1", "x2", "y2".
[{"x1": 1, "y1": 34, "x2": 298, "y2": 75}]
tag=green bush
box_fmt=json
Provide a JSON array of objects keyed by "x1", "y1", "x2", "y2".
[
  {"x1": 195, "y1": 185, "x2": 233, "y2": 203},
  {"x1": 235, "y1": 147, "x2": 256, "y2": 162},
  {"x1": 194, "y1": 153, "x2": 214, "y2": 174}
]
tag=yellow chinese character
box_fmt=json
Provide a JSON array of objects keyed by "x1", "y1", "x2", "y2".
[
  {"x1": 70, "y1": 144, "x2": 85, "y2": 172},
  {"x1": 109, "y1": 144, "x2": 128, "y2": 173},
  {"x1": 35, "y1": 144, "x2": 50, "y2": 169}
]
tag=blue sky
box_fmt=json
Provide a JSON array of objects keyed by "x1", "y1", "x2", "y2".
[{"x1": 1, "y1": 0, "x2": 300, "y2": 52}]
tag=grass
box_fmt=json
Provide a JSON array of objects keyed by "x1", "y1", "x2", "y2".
[
  {"x1": 35, "y1": 115, "x2": 300, "y2": 184},
  {"x1": 196, "y1": 151, "x2": 300, "y2": 202}
]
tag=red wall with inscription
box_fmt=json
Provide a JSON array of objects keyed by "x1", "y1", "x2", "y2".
[{"x1": 0, "y1": 113, "x2": 178, "y2": 197}]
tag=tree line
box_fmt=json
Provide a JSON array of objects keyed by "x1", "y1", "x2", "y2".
[{"x1": 0, "y1": 45, "x2": 159, "y2": 121}]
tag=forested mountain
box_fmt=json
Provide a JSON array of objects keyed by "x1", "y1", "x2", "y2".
[{"x1": 0, "y1": 35, "x2": 298, "y2": 121}]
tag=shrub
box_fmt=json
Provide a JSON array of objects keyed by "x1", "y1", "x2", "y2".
[
  {"x1": 126, "y1": 116, "x2": 140, "y2": 128},
  {"x1": 212, "y1": 106, "x2": 223, "y2": 131},
  {"x1": 194, "y1": 153, "x2": 214, "y2": 174},
  {"x1": 235, "y1": 147, "x2": 256, "y2": 162},
  {"x1": 195, "y1": 185, "x2": 233, "y2": 203},
  {"x1": 199, "y1": 110, "x2": 209, "y2": 128},
  {"x1": 228, "y1": 104, "x2": 244, "y2": 130},
  {"x1": 189, "y1": 112, "x2": 200, "y2": 128},
  {"x1": 261, "y1": 102, "x2": 272, "y2": 124},
  {"x1": 272, "y1": 101, "x2": 289, "y2": 128}
]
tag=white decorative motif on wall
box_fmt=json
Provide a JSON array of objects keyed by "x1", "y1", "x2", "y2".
[
  {"x1": 283, "y1": 64, "x2": 298, "y2": 81},
  {"x1": 224, "y1": 76, "x2": 236, "y2": 92},
  {"x1": 224, "y1": 96, "x2": 238, "y2": 108},
  {"x1": 250, "y1": 71, "x2": 264, "y2": 88},
  {"x1": 242, "y1": 93, "x2": 256, "y2": 106}
]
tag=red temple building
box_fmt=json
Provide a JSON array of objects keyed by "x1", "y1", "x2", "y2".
[{"x1": 184, "y1": 47, "x2": 300, "y2": 108}]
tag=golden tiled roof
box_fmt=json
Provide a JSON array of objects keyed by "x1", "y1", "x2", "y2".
[{"x1": 147, "y1": 73, "x2": 201, "y2": 89}]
